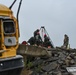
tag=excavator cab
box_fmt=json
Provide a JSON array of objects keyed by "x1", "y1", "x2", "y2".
[
  {"x1": 0, "y1": 1, "x2": 24, "y2": 75},
  {"x1": 0, "y1": 18, "x2": 17, "y2": 57}
]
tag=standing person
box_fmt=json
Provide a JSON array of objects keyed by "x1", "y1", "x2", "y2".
[
  {"x1": 34, "y1": 29, "x2": 40, "y2": 37},
  {"x1": 63, "y1": 34, "x2": 69, "y2": 48},
  {"x1": 34, "y1": 30, "x2": 42, "y2": 46}
]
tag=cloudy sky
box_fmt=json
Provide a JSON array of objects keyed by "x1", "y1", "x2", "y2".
[{"x1": 0, "y1": 0, "x2": 76, "y2": 48}]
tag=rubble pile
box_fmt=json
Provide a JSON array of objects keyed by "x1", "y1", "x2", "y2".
[
  {"x1": 18, "y1": 45, "x2": 76, "y2": 75},
  {"x1": 26, "y1": 48, "x2": 76, "y2": 75}
]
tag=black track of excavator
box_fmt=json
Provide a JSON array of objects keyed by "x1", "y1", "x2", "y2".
[{"x1": 0, "y1": 55, "x2": 24, "y2": 75}]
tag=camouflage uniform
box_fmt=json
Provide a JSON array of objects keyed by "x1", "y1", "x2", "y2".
[{"x1": 63, "y1": 34, "x2": 69, "y2": 48}]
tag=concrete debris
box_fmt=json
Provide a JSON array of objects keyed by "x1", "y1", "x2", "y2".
[{"x1": 18, "y1": 45, "x2": 76, "y2": 75}]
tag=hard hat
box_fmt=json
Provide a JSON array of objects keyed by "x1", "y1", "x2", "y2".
[{"x1": 44, "y1": 34, "x2": 47, "y2": 37}]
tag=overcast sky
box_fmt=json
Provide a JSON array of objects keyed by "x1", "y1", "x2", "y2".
[{"x1": 0, "y1": 0, "x2": 76, "y2": 48}]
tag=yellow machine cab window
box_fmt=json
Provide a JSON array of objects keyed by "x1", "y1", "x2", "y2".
[{"x1": 2, "y1": 19, "x2": 15, "y2": 35}]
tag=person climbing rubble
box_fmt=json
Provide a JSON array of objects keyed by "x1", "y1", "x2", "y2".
[{"x1": 63, "y1": 34, "x2": 69, "y2": 49}]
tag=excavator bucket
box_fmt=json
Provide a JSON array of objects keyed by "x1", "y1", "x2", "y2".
[{"x1": 0, "y1": 55, "x2": 24, "y2": 75}]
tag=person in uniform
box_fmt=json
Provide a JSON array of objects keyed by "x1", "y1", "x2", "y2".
[
  {"x1": 63, "y1": 34, "x2": 69, "y2": 48},
  {"x1": 34, "y1": 32, "x2": 42, "y2": 46},
  {"x1": 43, "y1": 34, "x2": 53, "y2": 48},
  {"x1": 28, "y1": 37, "x2": 35, "y2": 45},
  {"x1": 33, "y1": 29, "x2": 39, "y2": 37}
]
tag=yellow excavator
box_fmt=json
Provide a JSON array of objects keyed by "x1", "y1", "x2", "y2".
[{"x1": 0, "y1": 0, "x2": 24, "y2": 75}]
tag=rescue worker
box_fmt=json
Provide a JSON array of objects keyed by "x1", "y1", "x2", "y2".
[
  {"x1": 22, "y1": 41, "x2": 27, "y2": 45},
  {"x1": 34, "y1": 29, "x2": 39, "y2": 37},
  {"x1": 43, "y1": 34, "x2": 53, "y2": 48},
  {"x1": 28, "y1": 37, "x2": 35, "y2": 45},
  {"x1": 63, "y1": 34, "x2": 69, "y2": 48},
  {"x1": 34, "y1": 31, "x2": 42, "y2": 46}
]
